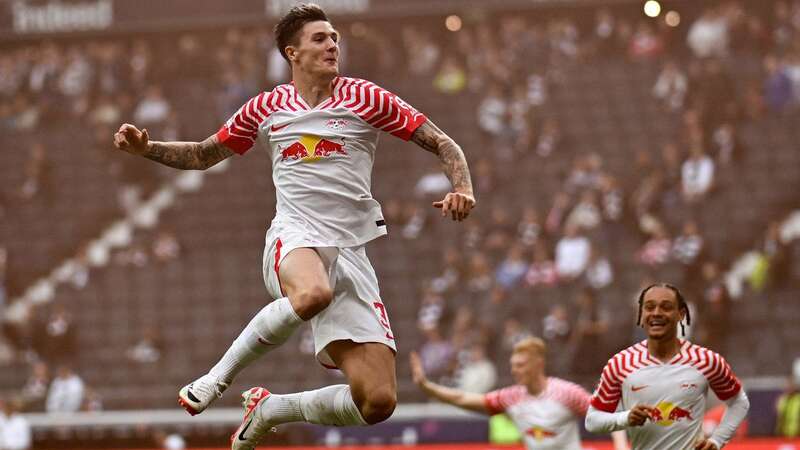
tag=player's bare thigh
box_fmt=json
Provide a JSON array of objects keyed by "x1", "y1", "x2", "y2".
[
  {"x1": 279, "y1": 248, "x2": 333, "y2": 320},
  {"x1": 327, "y1": 340, "x2": 397, "y2": 424}
]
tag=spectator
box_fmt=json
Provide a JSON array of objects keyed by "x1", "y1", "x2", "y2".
[
  {"x1": 593, "y1": 8, "x2": 617, "y2": 55},
  {"x1": 19, "y1": 142, "x2": 52, "y2": 202},
  {"x1": 477, "y1": 84, "x2": 508, "y2": 145},
  {"x1": 681, "y1": 145, "x2": 715, "y2": 203},
  {"x1": 502, "y1": 317, "x2": 533, "y2": 352},
  {"x1": 585, "y1": 246, "x2": 614, "y2": 290},
  {"x1": 152, "y1": 231, "x2": 181, "y2": 262},
  {"x1": 687, "y1": 7, "x2": 730, "y2": 58},
  {"x1": 545, "y1": 191, "x2": 570, "y2": 234},
  {"x1": 133, "y1": 85, "x2": 171, "y2": 126},
  {"x1": 638, "y1": 222, "x2": 672, "y2": 267},
  {"x1": 495, "y1": 245, "x2": 529, "y2": 289},
  {"x1": 776, "y1": 377, "x2": 800, "y2": 437},
  {"x1": 653, "y1": 61, "x2": 688, "y2": 111},
  {"x1": 127, "y1": 326, "x2": 163, "y2": 364},
  {"x1": 598, "y1": 175, "x2": 624, "y2": 222},
  {"x1": 711, "y1": 122, "x2": 742, "y2": 165},
  {"x1": 700, "y1": 262, "x2": 731, "y2": 352},
  {"x1": 455, "y1": 344, "x2": 497, "y2": 394},
  {"x1": 35, "y1": 304, "x2": 77, "y2": 365},
  {"x1": 21, "y1": 362, "x2": 49, "y2": 410},
  {"x1": 572, "y1": 289, "x2": 611, "y2": 376},
  {"x1": 417, "y1": 290, "x2": 446, "y2": 331},
  {"x1": 673, "y1": 220, "x2": 705, "y2": 267},
  {"x1": 764, "y1": 55, "x2": 793, "y2": 112},
  {"x1": 46, "y1": 365, "x2": 85, "y2": 413},
  {"x1": 565, "y1": 189, "x2": 602, "y2": 231},
  {"x1": 525, "y1": 244, "x2": 558, "y2": 288},
  {"x1": 417, "y1": 327, "x2": 455, "y2": 383},
  {"x1": 555, "y1": 223, "x2": 591, "y2": 280},
  {"x1": 542, "y1": 304, "x2": 572, "y2": 375},
  {"x1": 0, "y1": 397, "x2": 32, "y2": 450},
  {"x1": 517, "y1": 207, "x2": 542, "y2": 247},
  {"x1": 628, "y1": 21, "x2": 663, "y2": 59},
  {"x1": 154, "y1": 429, "x2": 186, "y2": 450},
  {"x1": 535, "y1": 118, "x2": 561, "y2": 158},
  {"x1": 433, "y1": 56, "x2": 467, "y2": 95}
]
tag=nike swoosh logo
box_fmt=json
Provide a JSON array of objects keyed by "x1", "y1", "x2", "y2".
[
  {"x1": 270, "y1": 123, "x2": 290, "y2": 132},
  {"x1": 186, "y1": 387, "x2": 201, "y2": 403},
  {"x1": 631, "y1": 385, "x2": 649, "y2": 392},
  {"x1": 238, "y1": 418, "x2": 253, "y2": 441},
  {"x1": 257, "y1": 337, "x2": 272, "y2": 346}
]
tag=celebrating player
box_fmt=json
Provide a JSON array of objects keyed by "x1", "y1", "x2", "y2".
[
  {"x1": 585, "y1": 283, "x2": 749, "y2": 450},
  {"x1": 410, "y1": 337, "x2": 628, "y2": 450},
  {"x1": 112, "y1": 3, "x2": 475, "y2": 449}
]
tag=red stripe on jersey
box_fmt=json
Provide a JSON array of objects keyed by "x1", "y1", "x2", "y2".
[
  {"x1": 337, "y1": 77, "x2": 427, "y2": 141},
  {"x1": 591, "y1": 341, "x2": 658, "y2": 412},
  {"x1": 484, "y1": 385, "x2": 526, "y2": 415},
  {"x1": 217, "y1": 91, "x2": 275, "y2": 154}
]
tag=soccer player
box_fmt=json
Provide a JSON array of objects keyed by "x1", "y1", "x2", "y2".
[
  {"x1": 112, "y1": 4, "x2": 475, "y2": 449},
  {"x1": 585, "y1": 283, "x2": 749, "y2": 450},
  {"x1": 410, "y1": 337, "x2": 629, "y2": 450}
]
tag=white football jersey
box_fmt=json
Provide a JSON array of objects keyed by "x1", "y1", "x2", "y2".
[
  {"x1": 484, "y1": 377, "x2": 590, "y2": 450},
  {"x1": 591, "y1": 340, "x2": 742, "y2": 450},
  {"x1": 216, "y1": 77, "x2": 427, "y2": 248}
]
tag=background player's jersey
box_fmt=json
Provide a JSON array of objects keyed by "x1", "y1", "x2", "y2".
[
  {"x1": 591, "y1": 340, "x2": 742, "y2": 450},
  {"x1": 216, "y1": 77, "x2": 427, "y2": 247},
  {"x1": 484, "y1": 378, "x2": 590, "y2": 450}
]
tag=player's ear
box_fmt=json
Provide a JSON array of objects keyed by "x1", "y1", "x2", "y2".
[{"x1": 286, "y1": 46, "x2": 297, "y2": 61}]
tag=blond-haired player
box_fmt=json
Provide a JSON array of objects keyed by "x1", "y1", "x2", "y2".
[{"x1": 411, "y1": 337, "x2": 628, "y2": 450}]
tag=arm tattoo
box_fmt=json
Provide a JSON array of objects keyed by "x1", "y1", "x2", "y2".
[
  {"x1": 411, "y1": 121, "x2": 473, "y2": 195},
  {"x1": 144, "y1": 135, "x2": 233, "y2": 170}
]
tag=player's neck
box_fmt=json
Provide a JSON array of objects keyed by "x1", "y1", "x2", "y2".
[
  {"x1": 526, "y1": 373, "x2": 547, "y2": 396},
  {"x1": 292, "y1": 71, "x2": 335, "y2": 108},
  {"x1": 647, "y1": 335, "x2": 681, "y2": 362}
]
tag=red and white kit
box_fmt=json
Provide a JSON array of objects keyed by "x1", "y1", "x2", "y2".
[
  {"x1": 590, "y1": 340, "x2": 744, "y2": 450},
  {"x1": 485, "y1": 378, "x2": 591, "y2": 450},
  {"x1": 217, "y1": 77, "x2": 427, "y2": 366}
]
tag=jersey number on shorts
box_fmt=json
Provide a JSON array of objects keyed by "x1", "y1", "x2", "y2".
[{"x1": 372, "y1": 301, "x2": 394, "y2": 340}]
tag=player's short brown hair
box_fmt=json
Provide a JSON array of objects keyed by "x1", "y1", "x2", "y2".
[
  {"x1": 274, "y1": 3, "x2": 330, "y2": 62},
  {"x1": 512, "y1": 337, "x2": 546, "y2": 359}
]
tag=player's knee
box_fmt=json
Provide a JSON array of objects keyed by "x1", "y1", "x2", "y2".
[
  {"x1": 360, "y1": 387, "x2": 397, "y2": 424},
  {"x1": 294, "y1": 285, "x2": 333, "y2": 317}
]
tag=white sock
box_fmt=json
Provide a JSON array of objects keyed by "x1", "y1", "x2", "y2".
[
  {"x1": 262, "y1": 385, "x2": 367, "y2": 427},
  {"x1": 209, "y1": 297, "x2": 302, "y2": 383}
]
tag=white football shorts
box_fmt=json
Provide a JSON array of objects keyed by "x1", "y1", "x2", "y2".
[{"x1": 261, "y1": 222, "x2": 396, "y2": 368}]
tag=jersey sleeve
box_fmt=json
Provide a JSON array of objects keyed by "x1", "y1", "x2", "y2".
[
  {"x1": 590, "y1": 357, "x2": 624, "y2": 413},
  {"x1": 558, "y1": 380, "x2": 592, "y2": 417},
  {"x1": 704, "y1": 351, "x2": 742, "y2": 401},
  {"x1": 216, "y1": 91, "x2": 271, "y2": 155},
  {"x1": 349, "y1": 81, "x2": 427, "y2": 141},
  {"x1": 484, "y1": 385, "x2": 524, "y2": 415}
]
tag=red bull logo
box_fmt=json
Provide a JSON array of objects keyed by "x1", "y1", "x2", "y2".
[
  {"x1": 280, "y1": 135, "x2": 347, "y2": 162},
  {"x1": 651, "y1": 402, "x2": 694, "y2": 426},
  {"x1": 525, "y1": 426, "x2": 556, "y2": 441}
]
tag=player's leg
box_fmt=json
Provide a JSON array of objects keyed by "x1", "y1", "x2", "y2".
[
  {"x1": 231, "y1": 341, "x2": 394, "y2": 450},
  {"x1": 326, "y1": 340, "x2": 397, "y2": 423},
  {"x1": 180, "y1": 246, "x2": 334, "y2": 416}
]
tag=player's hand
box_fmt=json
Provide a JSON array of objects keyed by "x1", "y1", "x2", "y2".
[
  {"x1": 694, "y1": 439, "x2": 718, "y2": 450},
  {"x1": 433, "y1": 192, "x2": 475, "y2": 221},
  {"x1": 113, "y1": 123, "x2": 150, "y2": 156},
  {"x1": 409, "y1": 351, "x2": 428, "y2": 386},
  {"x1": 628, "y1": 404, "x2": 655, "y2": 427}
]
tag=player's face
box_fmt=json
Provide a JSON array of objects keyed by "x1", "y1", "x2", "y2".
[
  {"x1": 291, "y1": 20, "x2": 340, "y2": 78},
  {"x1": 510, "y1": 352, "x2": 541, "y2": 385},
  {"x1": 641, "y1": 287, "x2": 684, "y2": 340}
]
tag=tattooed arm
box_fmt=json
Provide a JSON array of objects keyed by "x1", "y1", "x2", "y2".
[
  {"x1": 113, "y1": 123, "x2": 233, "y2": 170},
  {"x1": 410, "y1": 120, "x2": 475, "y2": 221}
]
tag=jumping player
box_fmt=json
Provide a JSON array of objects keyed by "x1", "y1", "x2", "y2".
[
  {"x1": 410, "y1": 337, "x2": 629, "y2": 450},
  {"x1": 585, "y1": 283, "x2": 749, "y2": 450},
  {"x1": 112, "y1": 4, "x2": 475, "y2": 449}
]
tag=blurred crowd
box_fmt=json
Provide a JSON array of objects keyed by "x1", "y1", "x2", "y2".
[{"x1": 0, "y1": 1, "x2": 799, "y2": 437}]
